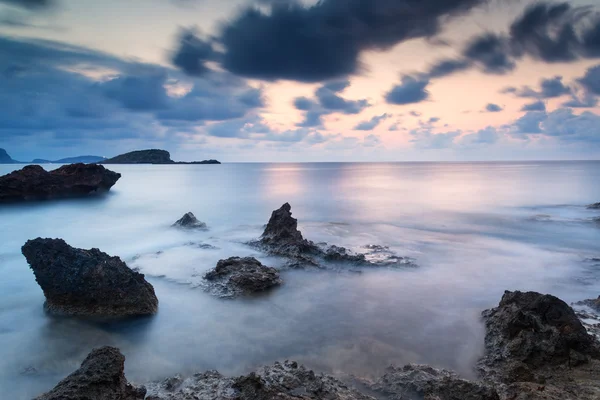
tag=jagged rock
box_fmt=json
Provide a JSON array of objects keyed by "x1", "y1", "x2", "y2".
[
  {"x1": 479, "y1": 290, "x2": 600, "y2": 384},
  {"x1": 172, "y1": 212, "x2": 207, "y2": 230},
  {"x1": 253, "y1": 203, "x2": 402, "y2": 268},
  {"x1": 204, "y1": 257, "x2": 282, "y2": 297},
  {"x1": 0, "y1": 163, "x2": 121, "y2": 202},
  {"x1": 369, "y1": 364, "x2": 499, "y2": 400},
  {"x1": 576, "y1": 296, "x2": 600, "y2": 313},
  {"x1": 22, "y1": 238, "x2": 158, "y2": 316},
  {"x1": 587, "y1": 202, "x2": 600, "y2": 209},
  {"x1": 36, "y1": 346, "x2": 146, "y2": 400},
  {"x1": 146, "y1": 361, "x2": 373, "y2": 400}
]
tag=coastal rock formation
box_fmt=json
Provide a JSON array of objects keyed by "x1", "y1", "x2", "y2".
[
  {"x1": 172, "y1": 212, "x2": 208, "y2": 230},
  {"x1": 0, "y1": 148, "x2": 17, "y2": 163},
  {"x1": 370, "y1": 364, "x2": 499, "y2": 400},
  {"x1": 146, "y1": 361, "x2": 373, "y2": 400},
  {"x1": 22, "y1": 238, "x2": 158, "y2": 316},
  {"x1": 36, "y1": 346, "x2": 145, "y2": 400},
  {"x1": 253, "y1": 203, "x2": 409, "y2": 268},
  {"x1": 204, "y1": 257, "x2": 282, "y2": 297},
  {"x1": 0, "y1": 163, "x2": 121, "y2": 202},
  {"x1": 587, "y1": 202, "x2": 600, "y2": 209},
  {"x1": 102, "y1": 149, "x2": 220, "y2": 164},
  {"x1": 577, "y1": 295, "x2": 600, "y2": 312}
]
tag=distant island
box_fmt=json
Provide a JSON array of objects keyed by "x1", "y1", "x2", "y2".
[
  {"x1": 0, "y1": 148, "x2": 107, "y2": 164},
  {"x1": 101, "y1": 149, "x2": 220, "y2": 165},
  {"x1": 0, "y1": 148, "x2": 220, "y2": 165}
]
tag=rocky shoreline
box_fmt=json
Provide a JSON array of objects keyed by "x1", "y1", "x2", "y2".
[{"x1": 35, "y1": 290, "x2": 600, "y2": 400}]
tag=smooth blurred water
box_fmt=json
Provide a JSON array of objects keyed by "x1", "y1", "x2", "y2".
[{"x1": 1, "y1": 161, "x2": 600, "y2": 399}]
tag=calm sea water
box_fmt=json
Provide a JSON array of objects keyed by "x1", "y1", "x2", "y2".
[{"x1": 1, "y1": 162, "x2": 600, "y2": 399}]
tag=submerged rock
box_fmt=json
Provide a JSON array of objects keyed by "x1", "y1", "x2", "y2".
[
  {"x1": 253, "y1": 203, "x2": 409, "y2": 268},
  {"x1": 36, "y1": 346, "x2": 146, "y2": 400},
  {"x1": 172, "y1": 212, "x2": 208, "y2": 230},
  {"x1": 370, "y1": 364, "x2": 499, "y2": 400},
  {"x1": 0, "y1": 163, "x2": 121, "y2": 202},
  {"x1": 22, "y1": 238, "x2": 158, "y2": 316},
  {"x1": 146, "y1": 360, "x2": 373, "y2": 400},
  {"x1": 587, "y1": 202, "x2": 600, "y2": 209},
  {"x1": 204, "y1": 257, "x2": 282, "y2": 297}
]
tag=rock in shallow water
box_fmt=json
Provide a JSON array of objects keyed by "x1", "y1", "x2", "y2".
[
  {"x1": 36, "y1": 346, "x2": 146, "y2": 400},
  {"x1": 587, "y1": 202, "x2": 600, "y2": 209},
  {"x1": 172, "y1": 212, "x2": 207, "y2": 230},
  {"x1": 22, "y1": 238, "x2": 158, "y2": 316},
  {"x1": 0, "y1": 163, "x2": 121, "y2": 202},
  {"x1": 203, "y1": 257, "x2": 282, "y2": 297}
]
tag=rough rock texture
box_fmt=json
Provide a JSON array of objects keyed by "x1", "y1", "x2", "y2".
[
  {"x1": 172, "y1": 212, "x2": 207, "y2": 230},
  {"x1": 253, "y1": 203, "x2": 407, "y2": 268},
  {"x1": 0, "y1": 163, "x2": 121, "y2": 202},
  {"x1": 370, "y1": 364, "x2": 499, "y2": 400},
  {"x1": 204, "y1": 257, "x2": 282, "y2": 297},
  {"x1": 146, "y1": 361, "x2": 374, "y2": 400},
  {"x1": 22, "y1": 238, "x2": 158, "y2": 316},
  {"x1": 36, "y1": 346, "x2": 146, "y2": 400},
  {"x1": 576, "y1": 296, "x2": 600, "y2": 313},
  {"x1": 587, "y1": 202, "x2": 600, "y2": 209}
]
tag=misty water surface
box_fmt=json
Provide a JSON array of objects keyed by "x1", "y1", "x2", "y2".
[{"x1": 1, "y1": 161, "x2": 600, "y2": 399}]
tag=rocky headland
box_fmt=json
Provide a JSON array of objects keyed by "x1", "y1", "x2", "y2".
[
  {"x1": 250, "y1": 203, "x2": 412, "y2": 269},
  {"x1": 0, "y1": 163, "x2": 121, "y2": 202},
  {"x1": 36, "y1": 290, "x2": 600, "y2": 400},
  {"x1": 102, "y1": 149, "x2": 220, "y2": 165},
  {"x1": 22, "y1": 238, "x2": 158, "y2": 316},
  {"x1": 587, "y1": 202, "x2": 600, "y2": 209}
]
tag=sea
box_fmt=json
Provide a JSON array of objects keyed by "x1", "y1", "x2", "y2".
[{"x1": 1, "y1": 161, "x2": 599, "y2": 399}]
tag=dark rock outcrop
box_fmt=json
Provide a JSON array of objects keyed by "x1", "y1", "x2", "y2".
[
  {"x1": 370, "y1": 364, "x2": 499, "y2": 400},
  {"x1": 102, "y1": 149, "x2": 220, "y2": 164},
  {"x1": 146, "y1": 361, "x2": 373, "y2": 400},
  {"x1": 204, "y1": 257, "x2": 282, "y2": 297},
  {"x1": 0, "y1": 148, "x2": 17, "y2": 163},
  {"x1": 0, "y1": 163, "x2": 121, "y2": 202},
  {"x1": 22, "y1": 238, "x2": 158, "y2": 316},
  {"x1": 587, "y1": 202, "x2": 600, "y2": 209},
  {"x1": 576, "y1": 296, "x2": 600, "y2": 313},
  {"x1": 172, "y1": 212, "x2": 207, "y2": 230},
  {"x1": 252, "y1": 203, "x2": 410, "y2": 268},
  {"x1": 36, "y1": 346, "x2": 146, "y2": 400}
]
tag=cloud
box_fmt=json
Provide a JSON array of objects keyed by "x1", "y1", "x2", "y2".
[
  {"x1": 385, "y1": 75, "x2": 430, "y2": 105},
  {"x1": 363, "y1": 134, "x2": 382, "y2": 147},
  {"x1": 175, "y1": 0, "x2": 492, "y2": 82},
  {"x1": 426, "y1": 58, "x2": 471, "y2": 78},
  {"x1": 293, "y1": 79, "x2": 369, "y2": 127},
  {"x1": 578, "y1": 64, "x2": 600, "y2": 95},
  {"x1": 521, "y1": 100, "x2": 546, "y2": 112},
  {"x1": 171, "y1": 29, "x2": 217, "y2": 76},
  {"x1": 410, "y1": 128, "x2": 461, "y2": 149},
  {"x1": 459, "y1": 126, "x2": 499, "y2": 146},
  {"x1": 512, "y1": 111, "x2": 548, "y2": 134},
  {"x1": 485, "y1": 103, "x2": 503, "y2": 112},
  {"x1": 463, "y1": 33, "x2": 516, "y2": 74},
  {"x1": 354, "y1": 113, "x2": 390, "y2": 131},
  {"x1": 539, "y1": 108, "x2": 600, "y2": 143},
  {"x1": 509, "y1": 76, "x2": 571, "y2": 99},
  {"x1": 0, "y1": 0, "x2": 53, "y2": 9},
  {"x1": 428, "y1": 117, "x2": 440, "y2": 123}
]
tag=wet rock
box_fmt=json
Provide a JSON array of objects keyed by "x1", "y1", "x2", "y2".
[
  {"x1": 324, "y1": 245, "x2": 367, "y2": 263},
  {"x1": 576, "y1": 296, "x2": 600, "y2": 313},
  {"x1": 146, "y1": 361, "x2": 373, "y2": 400},
  {"x1": 172, "y1": 212, "x2": 207, "y2": 230},
  {"x1": 587, "y1": 202, "x2": 600, "y2": 209},
  {"x1": 22, "y1": 238, "x2": 158, "y2": 316},
  {"x1": 0, "y1": 163, "x2": 121, "y2": 202},
  {"x1": 204, "y1": 257, "x2": 282, "y2": 297},
  {"x1": 479, "y1": 290, "x2": 600, "y2": 384},
  {"x1": 36, "y1": 346, "x2": 146, "y2": 400},
  {"x1": 369, "y1": 364, "x2": 499, "y2": 400}
]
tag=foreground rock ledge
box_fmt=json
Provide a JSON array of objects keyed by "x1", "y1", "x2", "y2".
[
  {"x1": 0, "y1": 163, "x2": 121, "y2": 202},
  {"x1": 36, "y1": 346, "x2": 145, "y2": 400},
  {"x1": 204, "y1": 257, "x2": 282, "y2": 297},
  {"x1": 22, "y1": 238, "x2": 158, "y2": 316}
]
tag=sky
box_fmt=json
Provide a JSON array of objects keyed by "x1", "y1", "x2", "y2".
[{"x1": 0, "y1": 0, "x2": 599, "y2": 162}]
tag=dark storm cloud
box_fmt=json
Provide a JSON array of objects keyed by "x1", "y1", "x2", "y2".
[
  {"x1": 463, "y1": 33, "x2": 516, "y2": 74},
  {"x1": 521, "y1": 100, "x2": 546, "y2": 111},
  {"x1": 485, "y1": 103, "x2": 503, "y2": 112},
  {"x1": 353, "y1": 113, "x2": 389, "y2": 131},
  {"x1": 171, "y1": 29, "x2": 218, "y2": 76},
  {"x1": 578, "y1": 64, "x2": 600, "y2": 95},
  {"x1": 293, "y1": 79, "x2": 369, "y2": 127},
  {"x1": 172, "y1": 0, "x2": 492, "y2": 82},
  {"x1": 0, "y1": 35, "x2": 264, "y2": 145},
  {"x1": 385, "y1": 75, "x2": 430, "y2": 105}
]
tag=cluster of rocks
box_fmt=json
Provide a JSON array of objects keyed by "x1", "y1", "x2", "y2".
[
  {"x1": 22, "y1": 238, "x2": 158, "y2": 317},
  {"x1": 251, "y1": 203, "x2": 410, "y2": 269},
  {"x1": 0, "y1": 163, "x2": 121, "y2": 202},
  {"x1": 36, "y1": 290, "x2": 600, "y2": 400}
]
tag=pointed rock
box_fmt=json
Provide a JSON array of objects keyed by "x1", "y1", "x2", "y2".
[{"x1": 172, "y1": 212, "x2": 207, "y2": 230}]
